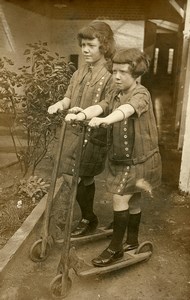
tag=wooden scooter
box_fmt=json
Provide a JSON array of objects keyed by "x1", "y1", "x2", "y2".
[
  {"x1": 29, "y1": 120, "x2": 67, "y2": 262},
  {"x1": 49, "y1": 122, "x2": 153, "y2": 299},
  {"x1": 29, "y1": 120, "x2": 112, "y2": 263}
]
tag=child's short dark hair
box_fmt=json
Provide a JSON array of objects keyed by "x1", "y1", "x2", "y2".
[
  {"x1": 77, "y1": 21, "x2": 115, "y2": 59},
  {"x1": 112, "y1": 48, "x2": 150, "y2": 78}
]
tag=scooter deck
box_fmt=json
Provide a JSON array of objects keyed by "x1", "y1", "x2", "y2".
[
  {"x1": 55, "y1": 227, "x2": 113, "y2": 244},
  {"x1": 78, "y1": 249, "x2": 152, "y2": 277}
]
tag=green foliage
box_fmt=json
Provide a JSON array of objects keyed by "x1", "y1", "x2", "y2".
[{"x1": 0, "y1": 41, "x2": 72, "y2": 174}]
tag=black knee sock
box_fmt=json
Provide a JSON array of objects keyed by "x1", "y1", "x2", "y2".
[
  {"x1": 109, "y1": 210, "x2": 129, "y2": 251},
  {"x1": 76, "y1": 181, "x2": 96, "y2": 221},
  {"x1": 127, "y1": 212, "x2": 141, "y2": 246},
  {"x1": 84, "y1": 182, "x2": 96, "y2": 220}
]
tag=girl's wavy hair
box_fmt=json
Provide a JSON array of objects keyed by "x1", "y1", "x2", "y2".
[
  {"x1": 77, "y1": 21, "x2": 115, "y2": 60},
  {"x1": 112, "y1": 48, "x2": 150, "y2": 78}
]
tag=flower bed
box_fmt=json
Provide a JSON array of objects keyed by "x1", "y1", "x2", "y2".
[{"x1": 0, "y1": 162, "x2": 51, "y2": 250}]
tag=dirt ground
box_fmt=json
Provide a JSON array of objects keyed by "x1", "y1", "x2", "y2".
[{"x1": 0, "y1": 142, "x2": 190, "y2": 300}]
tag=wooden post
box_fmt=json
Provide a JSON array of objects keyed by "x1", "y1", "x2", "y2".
[
  {"x1": 179, "y1": 40, "x2": 190, "y2": 194},
  {"x1": 175, "y1": 0, "x2": 190, "y2": 148}
]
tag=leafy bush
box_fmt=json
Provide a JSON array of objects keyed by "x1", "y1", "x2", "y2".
[{"x1": 0, "y1": 41, "x2": 73, "y2": 174}]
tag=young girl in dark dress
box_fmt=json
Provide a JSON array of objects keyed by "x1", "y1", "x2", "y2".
[
  {"x1": 48, "y1": 21, "x2": 115, "y2": 237},
  {"x1": 66, "y1": 48, "x2": 162, "y2": 266}
]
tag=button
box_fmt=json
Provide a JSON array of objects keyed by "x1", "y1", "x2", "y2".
[
  {"x1": 124, "y1": 141, "x2": 128, "y2": 145},
  {"x1": 97, "y1": 88, "x2": 101, "y2": 91},
  {"x1": 86, "y1": 82, "x2": 90, "y2": 86},
  {"x1": 120, "y1": 183, "x2": 123, "y2": 187},
  {"x1": 126, "y1": 154, "x2": 130, "y2": 157},
  {"x1": 124, "y1": 121, "x2": 127, "y2": 125},
  {"x1": 95, "y1": 100, "x2": 98, "y2": 103},
  {"x1": 123, "y1": 128, "x2": 127, "y2": 131},
  {"x1": 102, "y1": 76, "x2": 105, "y2": 79},
  {"x1": 118, "y1": 189, "x2": 121, "y2": 192},
  {"x1": 125, "y1": 147, "x2": 129, "y2": 151},
  {"x1": 126, "y1": 166, "x2": 130, "y2": 170},
  {"x1": 99, "y1": 82, "x2": 103, "y2": 85},
  {"x1": 124, "y1": 135, "x2": 127, "y2": 138},
  {"x1": 72, "y1": 168, "x2": 75, "y2": 172},
  {"x1": 124, "y1": 172, "x2": 128, "y2": 176},
  {"x1": 122, "y1": 178, "x2": 125, "y2": 182},
  {"x1": 84, "y1": 139, "x2": 88, "y2": 143},
  {"x1": 88, "y1": 128, "x2": 91, "y2": 132},
  {"x1": 96, "y1": 94, "x2": 99, "y2": 97}
]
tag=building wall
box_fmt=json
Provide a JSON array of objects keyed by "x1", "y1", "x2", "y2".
[
  {"x1": 0, "y1": 1, "x2": 144, "y2": 69},
  {"x1": 5, "y1": 0, "x2": 182, "y2": 23}
]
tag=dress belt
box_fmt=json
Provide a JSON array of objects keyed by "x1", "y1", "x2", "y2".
[{"x1": 109, "y1": 147, "x2": 159, "y2": 166}]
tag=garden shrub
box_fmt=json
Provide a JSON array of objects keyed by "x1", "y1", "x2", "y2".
[{"x1": 0, "y1": 41, "x2": 73, "y2": 175}]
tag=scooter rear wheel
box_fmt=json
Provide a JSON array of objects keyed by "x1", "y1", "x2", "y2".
[
  {"x1": 29, "y1": 239, "x2": 51, "y2": 262},
  {"x1": 135, "y1": 241, "x2": 153, "y2": 256},
  {"x1": 50, "y1": 274, "x2": 72, "y2": 299}
]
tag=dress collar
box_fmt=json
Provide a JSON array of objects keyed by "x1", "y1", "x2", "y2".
[{"x1": 79, "y1": 58, "x2": 109, "y2": 86}]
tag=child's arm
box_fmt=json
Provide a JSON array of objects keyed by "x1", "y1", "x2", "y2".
[
  {"x1": 48, "y1": 97, "x2": 71, "y2": 114},
  {"x1": 89, "y1": 104, "x2": 135, "y2": 127},
  {"x1": 65, "y1": 105, "x2": 103, "y2": 123}
]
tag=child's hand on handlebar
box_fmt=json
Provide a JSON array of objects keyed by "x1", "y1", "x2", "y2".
[
  {"x1": 48, "y1": 101, "x2": 64, "y2": 114},
  {"x1": 65, "y1": 112, "x2": 86, "y2": 124},
  {"x1": 68, "y1": 107, "x2": 83, "y2": 114},
  {"x1": 88, "y1": 117, "x2": 108, "y2": 128},
  {"x1": 65, "y1": 113, "x2": 78, "y2": 123}
]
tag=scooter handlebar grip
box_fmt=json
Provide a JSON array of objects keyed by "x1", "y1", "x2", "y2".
[{"x1": 70, "y1": 120, "x2": 109, "y2": 129}]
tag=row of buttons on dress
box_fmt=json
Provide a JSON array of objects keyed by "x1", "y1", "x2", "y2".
[
  {"x1": 83, "y1": 127, "x2": 91, "y2": 147},
  {"x1": 72, "y1": 76, "x2": 105, "y2": 172},
  {"x1": 82, "y1": 76, "x2": 105, "y2": 148},
  {"x1": 94, "y1": 76, "x2": 105, "y2": 104},
  {"x1": 117, "y1": 120, "x2": 130, "y2": 193}
]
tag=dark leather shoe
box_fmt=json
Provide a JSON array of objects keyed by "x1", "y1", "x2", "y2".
[
  {"x1": 123, "y1": 242, "x2": 139, "y2": 252},
  {"x1": 71, "y1": 217, "x2": 98, "y2": 237},
  {"x1": 92, "y1": 247, "x2": 124, "y2": 267}
]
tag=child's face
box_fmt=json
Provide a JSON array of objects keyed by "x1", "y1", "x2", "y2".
[
  {"x1": 81, "y1": 38, "x2": 104, "y2": 64},
  {"x1": 112, "y1": 63, "x2": 136, "y2": 91}
]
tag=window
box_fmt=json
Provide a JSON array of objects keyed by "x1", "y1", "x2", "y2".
[
  {"x1": 153, "y1": 48, "x2": 159, "y2": 74},
  {"x1": 167, "y1": 48, "x2": 174, "y2": 74}
]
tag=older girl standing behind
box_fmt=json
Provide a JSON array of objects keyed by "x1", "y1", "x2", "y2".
[
  {"x1": 48, "y1": 21, "x2": 115, "y2": 237},
  {"x1": 66, "y1": 48, "x2": 162, "y2": 266}
]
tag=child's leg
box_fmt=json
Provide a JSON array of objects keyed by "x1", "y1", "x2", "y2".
[
  {"x1": 108, "y1": 194, "x2": 131, "y2": 250},
  {"x1": 124, "y1": 192, "x2": 142, "y2": 250},
  {"x1": 92, "y1": 194, "x2": 133, "y2": 267},
  {"x1": 71, "y1": 176, "x2": 98, "y2": 237}
]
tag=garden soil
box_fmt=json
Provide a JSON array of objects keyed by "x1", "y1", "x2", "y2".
[{"x1": 0, "y1": 141, "x2": 190, "y2": 300}]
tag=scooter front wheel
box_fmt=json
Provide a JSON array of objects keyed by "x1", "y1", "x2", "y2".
[
  {"x1": 50, "y1": 274, "x2": 72, "y2": 299},
  {"x1": 29, "y1": 239, "x2": 51, "y2": 262},
  {"x1": 135, "y1": 241, "x2": 153, "y2": 256}
]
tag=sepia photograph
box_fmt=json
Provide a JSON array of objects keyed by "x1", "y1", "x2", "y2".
[{"x1": 0, "y1": 0, "x2": 189, "y2": 299}]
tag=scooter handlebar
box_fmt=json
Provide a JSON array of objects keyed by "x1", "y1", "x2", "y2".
[
  {"x1": 67, "y1": 119, "x2": 109, "y2": 129},
  {"x1": 61, "y1": 110, "x2": 109, "y2": 128}
]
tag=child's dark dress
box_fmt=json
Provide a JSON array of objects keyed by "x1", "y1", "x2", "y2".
[
  {"x1": 59, "y1": 60, "x2": 112, "y2": 177},
  {"x1": 99, "y1": 83, "x2": 162, "y2": 194}
]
